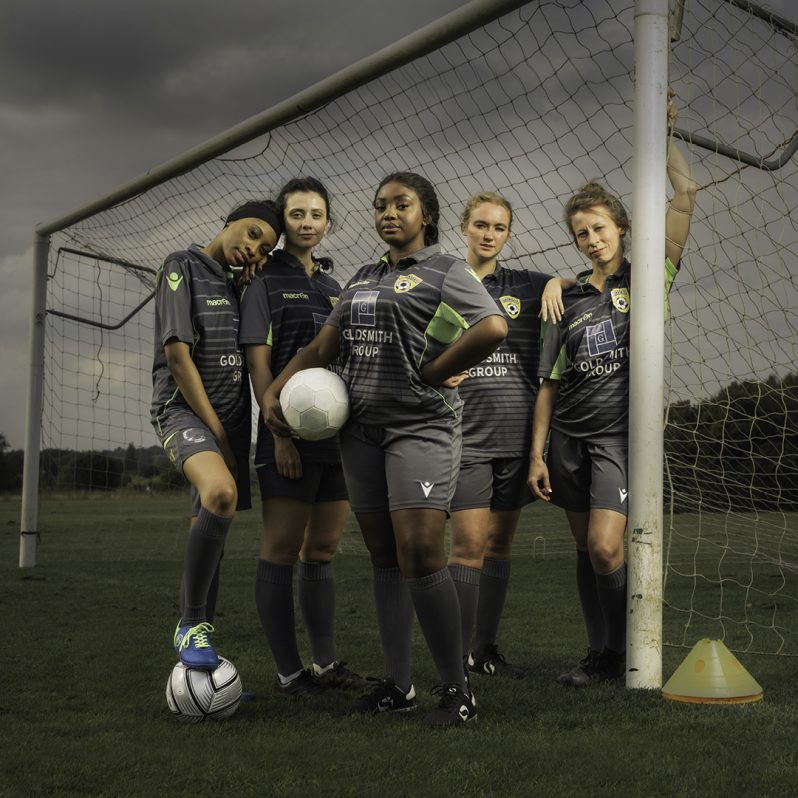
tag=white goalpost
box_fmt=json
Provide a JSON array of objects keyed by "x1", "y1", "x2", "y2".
[
  {"x1": 20, "y1": 0, "x2": 798, "y2": 685},
  {"x1": 627, "y1": 0, "x2": 669, "y2": 688}
]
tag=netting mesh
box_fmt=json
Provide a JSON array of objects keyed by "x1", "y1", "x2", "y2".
[{"x1": 41, "y1": 0, "x2": 798, "y2": 653}]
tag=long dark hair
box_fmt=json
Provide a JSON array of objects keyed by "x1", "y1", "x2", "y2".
[{"x1": 276, "y1": 177, "x2": 333, "y2": 227}]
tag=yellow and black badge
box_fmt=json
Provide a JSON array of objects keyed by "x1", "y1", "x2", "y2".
[
  {"x1": 394, "y1": 274, "x2": 423, "y2": 293},
  {"x1": 500, "y1": 295, "x2": 521, "y2": 320},
  {"x1": 611, "y1": 287, "x2": 630, "y2": 313}
]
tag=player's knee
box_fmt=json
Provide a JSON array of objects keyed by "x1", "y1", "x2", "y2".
[
  {"x1": 302, "y1": 538, "x2": 338, "y2": 561},
  {"x1": 204, "y1": 481, "x2": 237, "y2": 515},
  {"x1": 588, "y1": 540, "x2": 622, "y2": 572},
  {"x1": 398, "y1": 540, "x2": 445, "y2": 578},
  {"x1": 485, "y1": 535, "x2": 513, "y2": 559},
  {"x1": 449, "y1": 534, "x2": 485, "y2": 563}
]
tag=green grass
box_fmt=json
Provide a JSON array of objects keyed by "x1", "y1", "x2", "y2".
[{"x1": 3, "y1": 494, "x2": 798, "y2": 797}]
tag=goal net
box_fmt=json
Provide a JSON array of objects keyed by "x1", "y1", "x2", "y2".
[{"x1": 36, "y1": 0, "x2": 798, "y2": 654}]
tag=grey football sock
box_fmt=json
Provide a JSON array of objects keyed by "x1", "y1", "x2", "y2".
[
  {"x1": 181, "y1": 508, "x2": 232, "y2": 624},
  {"x1": 373, "y1": 566, "x2": 414, "y2": 691},
  {"x1": 255, "y1": 559, "x2": 303, "y2": 677},
  {"x1": 407, "y1": 568, "x2": 466, "y2": 690},
  {"x1": 448, "y1": 563, "x2": 481, "y2": 658},
  {"x1": 474, "y1": 557, "x2": 511, "y2": 652},
  {"x1": 299, "y1": 560, "x2": 336, "y2": 668},
  {"x1": 180, "y1": 560, "x2": 221, "y2": 623},
  {"x1": 595, "y1": 561, "x2": 627, "y2": 655},
  {"x1": 576, "y1": 549, "x2": 606, "y2": 652}
]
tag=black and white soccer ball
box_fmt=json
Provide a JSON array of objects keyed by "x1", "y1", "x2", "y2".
[
  {"x1": 280, "y1": 368, "x2": 349, "y2": 441},
  {"x1": 165, "y1": 657, "x2": 242, "y2": 723}
]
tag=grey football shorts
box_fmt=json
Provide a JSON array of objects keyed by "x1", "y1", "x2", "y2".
[
  {"x1": 546, "y1": 428, "x2": 628, "y2": 515},
  {"x1": 256, "y1": 461, "x2": 348, "y2": 503},
  {"x1": 451, "y1": 456, "x2": 535, "y2": 512},
  {"x1": 159, "y1": 411, "x2": 252, "y2": 515},
  {"x1": 339, "y1": 417, "x2": 462, "y2": 514}
]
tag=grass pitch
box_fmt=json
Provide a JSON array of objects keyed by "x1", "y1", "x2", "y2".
[{"x1": 2, "y1": 493, "x2": 798, "y2": 797}]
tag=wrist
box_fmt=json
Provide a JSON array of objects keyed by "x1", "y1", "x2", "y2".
[{"x1": 421, "y1": 361, "x2": 440, "y2": 386}]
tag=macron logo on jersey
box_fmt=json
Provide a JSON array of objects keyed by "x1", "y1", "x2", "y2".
[
  {"x1": 166, "y1": 272, "x2": 184, "y2": 292},
  {"x1": 619, "y1": 488, "x2": 628, "y2": 503},
  {"x1": 418, "y1": 480, "x2": 435, "y2": 498}
]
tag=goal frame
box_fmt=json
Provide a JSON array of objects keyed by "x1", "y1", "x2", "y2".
[{"x1": 21, "y1": 0, "x2": 677, "y2": 689}]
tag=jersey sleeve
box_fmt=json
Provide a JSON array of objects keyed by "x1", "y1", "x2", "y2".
[
  {"x1": 526, "y1": 270, "x2": 555, "y2": 299},
  {"x1": 324, "y1": 296, "x2": 343, "y2": 329},
  {"x1": 440, "y1": 260, "x2": 503, "y2": 327},
  {"x1": 239, "y1": 274, "x2": 273, "y2": 346},
  {"x1": 538, "y1": 318, "x2": 566, "y2": 380},
  {"x1": 155, "y1": 255, "x2": 194, "y2": 346},
  {"x1": 663, "y1": 257, "x2": 679, "y2": 319}
]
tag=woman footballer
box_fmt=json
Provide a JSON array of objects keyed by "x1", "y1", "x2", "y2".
[
  {"x1": 240, "y1": 177, "x2": 365, "y2": 697},
  {"x1": 263, "y1": 172, "x2": 507, "y2": 726},
  {"x1": 151, "y1": 201, "x2": 281, "y2": 670},
  {"x1": 447, "y1": 191, "x2": 568, "y2": 679},
  {"x1": 528, "y1": 96, "x2": 697, "y2": 686}
]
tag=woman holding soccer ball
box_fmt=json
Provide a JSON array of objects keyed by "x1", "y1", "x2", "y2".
[
  {"x1": 151, "y1": 200, "x2": 281, "y2": 670},
  {"x1": 240, "y1": 177, "x2": 367, "y2": 698},
  {"x1": 447, "y1": 191, "x2": 570, "y2": 680},
  {"x1": 528, "y1": 93, "x2": 697, "y2": 686},
  {"x1": 263, "y1": 171, "x2": 507, "y2": 726}
]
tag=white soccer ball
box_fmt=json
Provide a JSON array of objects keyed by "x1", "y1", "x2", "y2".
[
  {"x1": 280, "y1": 367, "x2": 349, "y2": 441},
  {"x1": 165, "y1": 657, "x2": 242, "y2": 723}
]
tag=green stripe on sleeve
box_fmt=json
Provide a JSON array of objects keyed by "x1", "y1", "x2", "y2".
[
  {"x1": 425, "y1": 302, "x2": 469, "y2": 345},
  {"x1": 549, "y1": 345, "x2": 569, "y2": 381}
]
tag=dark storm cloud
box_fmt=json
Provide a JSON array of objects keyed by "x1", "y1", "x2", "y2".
[
  {"x1": 0, "y1": 0, "x2": 465, "y2": 245},
  {"x1": 0, "y1": 0, "x2": 467, "y2": 134}
]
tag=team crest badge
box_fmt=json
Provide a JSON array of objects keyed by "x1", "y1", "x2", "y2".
[
  {"x1": 394, "y1": 274, "x2": 422, "y2": 293},
  {"x1": 500, "y1": 295, "x2": 521, "y2": 319},
  {"x1": 611, "y1": 288, "x2": 630, "y2": 313}
]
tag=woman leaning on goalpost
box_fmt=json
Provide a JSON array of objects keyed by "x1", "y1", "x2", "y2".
[{"x1": 527, "y1": 93, "x2": 697, "y2": 687}]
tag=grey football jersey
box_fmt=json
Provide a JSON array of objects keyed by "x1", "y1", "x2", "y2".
[
  {"x1": 325, "y1": 245, "x2": 501, "y2": 426},
  {"x1": 151, "y1": 245, "x2": 249, "y2": 438},
  {"x1": 459, "y1": 265, "x2": 551, "y2": 459},
  {"x1": 539, "y1": 258, "x2": 678, "y2": 439}
]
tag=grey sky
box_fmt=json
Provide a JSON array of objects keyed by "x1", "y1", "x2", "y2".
[
  {"x1": 0, "y1": 0, "x2": 795, "y2": 451},
  {"x1": 0, "y1": 0, "x2": 465, "y2": 448}
]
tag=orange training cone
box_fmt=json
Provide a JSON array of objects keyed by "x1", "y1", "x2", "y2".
[{"x1": 661, "y1": 639, "x2": 763, "y2": 704}]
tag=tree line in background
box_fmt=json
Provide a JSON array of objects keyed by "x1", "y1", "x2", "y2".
[
  {"x1": 1, "y1": 373, "x2": 796, "y2": 510},
  {"x1": 665, "y1": 373, "x2": 798, "y2": 512},
  {"x1": 0, "y1": 436, "x2": 184, "y2": 494}
]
